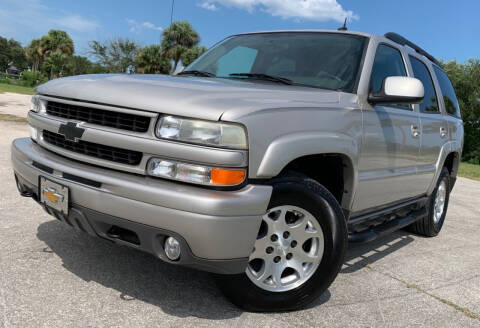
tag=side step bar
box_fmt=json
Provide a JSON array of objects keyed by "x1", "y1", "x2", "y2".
[{"x1": 348, "y1": 208, "x2": 427, "y2": 243}]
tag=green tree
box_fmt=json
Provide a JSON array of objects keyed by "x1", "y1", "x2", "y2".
[
  {"x1": 69, "y1": 56, "x2": 92, "y2": 75},
  {"x1": 10, "y1": 40, "x2": 28, "y2": 71},
  {"x1": 161, "y1": 21, "x2": 199, "y2": 72},
  {"x1": 39, "y1": 30, "x2": 74, "y2": 58},
  {"x1": 135, "y1": 45, "x2": 171, "y2": 74},
  {"x1": 0, "y1": 37, "x2": 28, "y2": 72},
  {"x1": 443, "y1": 59, "x2": 480, "y2": 163},
  {"x1": 89, "y1": 38, "x2": 140, "y2": 73},
  {"x1": 87, "y1": 63, "x2": 109, "y2": 74},
  {"x1": 25, "y1": 39, "x2": 43, "y2": 72},
  {"x1": 42, "y1": 52, "x2": 71, "y2": 79},
  {"x1": 181, "y1": 45, "x2": 207, "y2": 67}
]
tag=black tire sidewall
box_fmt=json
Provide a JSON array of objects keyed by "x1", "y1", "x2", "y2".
[
  {"x1": 216, "y1": 176, "x2": 348, "y2": 312},
  {"x1": 429, "y1": 167, "x2": 451, "y2": 233}
]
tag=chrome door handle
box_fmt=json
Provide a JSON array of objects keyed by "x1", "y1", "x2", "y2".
[
  {"x1": 440, "y1": 127, "x2": 447, "y2": 138},
  {"x1": 411, "y1": 125, "x2": 420, "y2": 138}
]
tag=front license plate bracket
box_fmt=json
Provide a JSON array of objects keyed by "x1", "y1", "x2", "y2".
[{"x1": 39, "y1": 177, "x2": 69, "y2": 215}]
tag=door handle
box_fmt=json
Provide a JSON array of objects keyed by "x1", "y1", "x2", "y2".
[
  {"x1": 411, "y1": 125, "x2": 420, "y2": 138},
  {"x1": 440, "y1": 127, "x2": 447, "y2": 138}
]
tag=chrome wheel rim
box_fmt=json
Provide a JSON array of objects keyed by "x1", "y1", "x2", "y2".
[
  {"x1": 246, "y1": 205, "x2": 324, "y2": 293},
  {"x1": 433, "y1": 180, "x2": 447, "y2": 224}
]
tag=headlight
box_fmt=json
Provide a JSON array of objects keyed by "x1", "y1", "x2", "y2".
[
  {"x1": 147, "y1": 158, "x2": 246, "y2": 186},
  {"x1": 155, "y1": 116, "x2": 247, "y2": 149},
  {"x1": 30, "y1": 95, "x2": 44, "y2": 113}
]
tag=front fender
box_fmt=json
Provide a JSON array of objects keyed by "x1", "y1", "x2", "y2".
[{"x1": 256, "y1": 131, "x2": 359, "y2": 178}]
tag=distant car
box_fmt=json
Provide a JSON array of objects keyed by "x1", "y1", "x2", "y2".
[{"x1": 12, "y1": 30, "x2": 463, "y2": 312}]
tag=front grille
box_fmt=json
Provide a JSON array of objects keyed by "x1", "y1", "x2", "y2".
[
  {"x1": 43, "y1": 130, "x2": 143, "y2": 165},
  {"x1": 46, "y1": 101, "x2": 151, "y2": 133}
]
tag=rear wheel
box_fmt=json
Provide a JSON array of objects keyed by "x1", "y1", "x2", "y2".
[
  {"x1": 409, "y1": 167, "x2": 451, "y2": 237},
  {"x1": 216, "y1": 173, "x2": 347, "y2": 312}
]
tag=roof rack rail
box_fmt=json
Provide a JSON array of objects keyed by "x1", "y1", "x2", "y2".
[{"x1": 384, "y1": 32, "x2": 441, "y2": 66}]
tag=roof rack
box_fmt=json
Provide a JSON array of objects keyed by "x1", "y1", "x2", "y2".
[{"x1": 384, "y1": 32, "x2": 441, "y2": 66}]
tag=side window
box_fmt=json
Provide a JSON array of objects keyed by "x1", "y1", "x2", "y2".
[
  {"x1": 409, "y1": 56, "x2": 439, "y2": 113},
  {"x1": 370, "y1": 44, "x2": 407, "y2": 93},
  {"x1": 433, "y1": 66, "x2": 461, "y2": 117},
  {"x1": 216, "y1": 46, "x2": 258, "y2": 76}
]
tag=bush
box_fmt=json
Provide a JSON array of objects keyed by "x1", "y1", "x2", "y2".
[{"x1": 20, "y1": 71, "x2": 48, "y2": 87}]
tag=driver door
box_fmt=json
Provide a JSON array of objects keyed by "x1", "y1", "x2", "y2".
[{"x1": 354, "y1": 44, "x2": 422, "y2": 212}]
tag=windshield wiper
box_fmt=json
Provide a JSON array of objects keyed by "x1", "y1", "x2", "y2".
[
  {"x1": 177, "y1": 70, "x2": 216, "y2": 77},
  {"x1": 229, "y1": 73, "x2": 293, "y2": 85}
]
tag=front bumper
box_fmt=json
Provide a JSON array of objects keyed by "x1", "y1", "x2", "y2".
[{"x1": 12, "y1": 138, "x2": 272, "y2": 274}]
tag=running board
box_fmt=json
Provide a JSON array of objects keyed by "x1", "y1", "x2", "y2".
[{"x1": 348, "y1": 208, "x2": 427, "y2": 243}]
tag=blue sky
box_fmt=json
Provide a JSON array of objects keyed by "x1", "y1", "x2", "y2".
[{"x1": 1, "y1": 0, "x2": 479, "y2": 63}]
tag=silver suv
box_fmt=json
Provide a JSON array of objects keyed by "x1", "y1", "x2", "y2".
[{"x1": 12, "y1": 30, "x2": 464, "y2": 311}]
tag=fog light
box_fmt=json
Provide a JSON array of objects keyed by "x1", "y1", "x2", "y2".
[{"x1": 164, "y1": 237, "x2": 181, "y2": 261}]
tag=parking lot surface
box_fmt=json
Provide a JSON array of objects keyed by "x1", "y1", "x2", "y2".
[{"x1": 0, "y1": 97, "x2": 479, "y2": 327}]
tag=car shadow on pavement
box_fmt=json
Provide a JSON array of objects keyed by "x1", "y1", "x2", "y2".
[
  {"x1": 341, "y1": 230, "x2": 415, "y2": 274},
  {"x1": 36, "y1": 220, "x2": 244, "y2": 320}
]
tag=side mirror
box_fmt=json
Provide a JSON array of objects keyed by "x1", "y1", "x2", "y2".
[{"x1": 368, "y1": 76, "x2": 424, "y2": 105}]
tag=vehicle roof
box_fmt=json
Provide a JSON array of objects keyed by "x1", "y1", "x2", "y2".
[{"x1": 234, "y1": 29, "x2": 379, "y2": 39}]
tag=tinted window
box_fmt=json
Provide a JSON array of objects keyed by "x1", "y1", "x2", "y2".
[
  {"x1": 217, "y1": 46, "x2": 258, "y2": 76},
  {"x1": 370, "y1": 44, "x2": 407, "y2": 93},
  {"x1": 433, "y1": 66, "x2": 461, "y2": 117},
  {"x1": 409, "y1": 56, "x2": 439, "y2": 113},
  {"x1": 187, "y1": 33, "x2": 367, "y2": 92}
]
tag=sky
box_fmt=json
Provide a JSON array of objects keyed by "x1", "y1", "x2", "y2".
[{"x1": 1, "y1": 0, "x2": 479, "y2": 63}]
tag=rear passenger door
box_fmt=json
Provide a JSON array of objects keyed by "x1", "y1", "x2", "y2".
[
  {"x1": 432, "y1": 66, "x2": 463, "y2": 150},
  {"x1": 355, "y1": 44, "x2": 422, "y2": 212},
  {"x1": 408, "y1": 56, "x2": 448, "y2": 192}
]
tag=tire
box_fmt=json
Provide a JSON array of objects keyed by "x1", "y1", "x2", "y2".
[
  {"x1": 216, "y1": 173, "x2": 348, "y2": 312},
  {"x1": 409, "y1": 167, "x2": 451, "y2": 237}
]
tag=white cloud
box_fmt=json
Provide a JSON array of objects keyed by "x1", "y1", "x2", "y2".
[
  {"x1": 198, "y1": 2, "x2": 218, "y2": 11},
  {"x1": 127, "y1": 19, "x2": 162, "y2": 33},
  {"x1": 58, "y1": 15, "x2": 99, "y2": 32},
  {"x1": 199, "y1": 0, "x2": 357, "y2": 22}
]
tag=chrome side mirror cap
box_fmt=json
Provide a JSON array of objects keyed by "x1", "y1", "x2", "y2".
[{"x1": 368, "y1": 76, "x2": 425, "y2": 105}]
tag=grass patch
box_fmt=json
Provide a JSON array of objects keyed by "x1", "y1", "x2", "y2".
[
  {"x1": 0, "y1": 83, "x2": 35, "y2": 95},
  {"x1": 458, "y1": 162, "x2": 480, "y2": 182},
  {"x1": 0, "y1": 113, "x2": 27, "y2": 123}
]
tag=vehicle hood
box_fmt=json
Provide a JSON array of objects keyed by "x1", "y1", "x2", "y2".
[{"x1": 37, "y1": 74, "x2": 341, "y2": 121}]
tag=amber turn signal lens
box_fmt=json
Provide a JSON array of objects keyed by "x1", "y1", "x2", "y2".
[{"x1": 211, "y1": 168, "x2": 246, "y2": 186}]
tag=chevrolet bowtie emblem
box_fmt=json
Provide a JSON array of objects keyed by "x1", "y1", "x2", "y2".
[
  {"x1": 58, "y1": 122, "x2": 85, "y2": 142},
  {"x1": 42, "y1": 187, "x2": 64, "y2": 203}
]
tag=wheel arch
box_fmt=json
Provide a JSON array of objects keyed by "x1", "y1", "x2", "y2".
[
  {"x1": 255, "y1": 132, "x2": 359, "y2": 210},
  {"x1": 427, "y1": 141, "x2": 462, "y2": 195},
  {"x1": 443, "y1": 151, "x2": 460, "y2": 177}
]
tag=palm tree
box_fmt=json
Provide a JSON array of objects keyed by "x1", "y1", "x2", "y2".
[
  {"x1": 25, "y1": 39, "x2": 42, "y2": 72},
  {"x1": 135, "y1": 45, "x2": 171, "y2": 74},
  {"x1": 181, "y1": 45, "x2": 207, "y2": 67},
  {"x1": 39, "y1": 30, "x2": 74, "y2": 59},
  {"x1": 42, "y1": 52, "x2": 70, "y2": 79},
  {"x1": 161, "y1": 21, "x2": 199, "y2": 73}
]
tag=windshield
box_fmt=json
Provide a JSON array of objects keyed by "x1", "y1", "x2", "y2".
[{"x1": 185, "y1": 32, "x2": 367, "y2": 92}]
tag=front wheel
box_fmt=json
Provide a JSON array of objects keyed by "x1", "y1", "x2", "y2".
[{"x1": 216, "y1": 174, "x2": 348, "y2": 312}]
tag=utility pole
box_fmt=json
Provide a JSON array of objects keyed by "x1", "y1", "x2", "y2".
[{"x1": 170, "y1": 0, "x2": 175, "y2": 25}]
